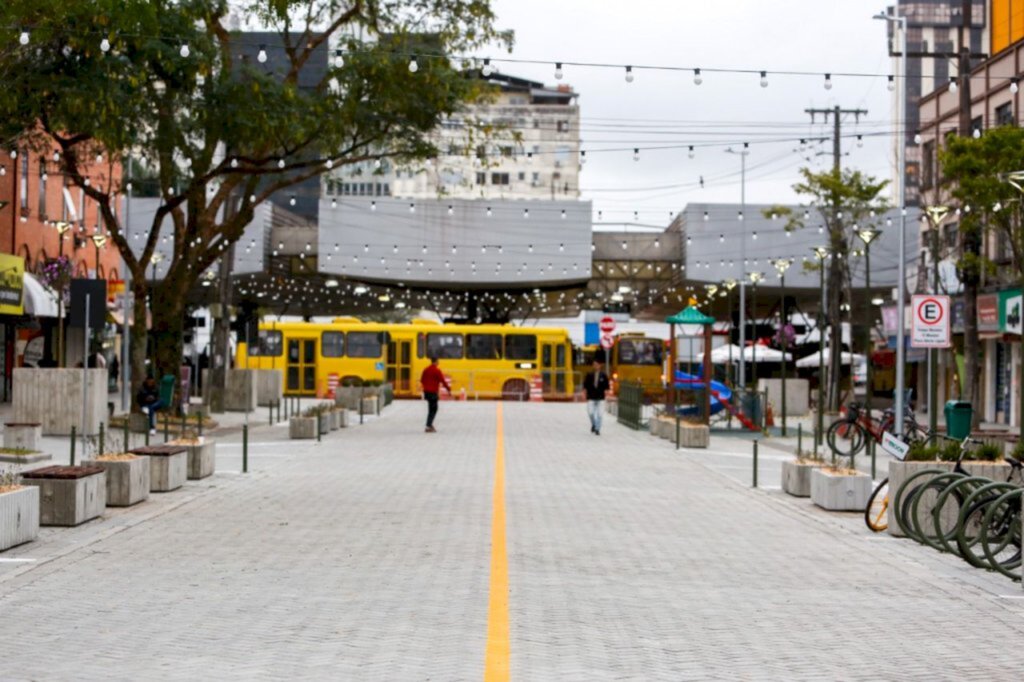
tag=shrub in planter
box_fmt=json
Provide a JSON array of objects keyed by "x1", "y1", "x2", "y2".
[
  {"x1": 84, "y1": 453, "x2": 150, "y2": 506},
  {"x1": 810, "y1": 466, "x2": 872, "y2": 511},
  {"x1": 781, "y1": 457, "x2": 825, "y2": 497}
]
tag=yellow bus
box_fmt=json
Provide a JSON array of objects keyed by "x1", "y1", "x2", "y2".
[
  {"x1": 236, "y1": 318, "x2": 576, "y2": 400},
  {"x1": 610, "y1": 333, "x2": 666, "y2": 398}
]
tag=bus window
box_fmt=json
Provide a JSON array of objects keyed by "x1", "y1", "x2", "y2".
[
  {"x1": 321, "y1": 331, "x2": 345, "y2": 357},
  {"x1": 251, "y1": 330, "x2": 283, "y2": 357},
  {"x1": 417, "y1": 333, "x2": 425, "y2": 358},
  {"x1": 467, "y1": 334, "x2": 502, "y2": 359},
  {"x1": 427, "y1": 333, "x2": 463, "y2": 359},
  {"x1": 348, "y1": 331, "x2": 384, "y2": 358},
  {"x1": 618, "y1": 338, "x2": 663, "y2": 366},
  {"x1": 505, "y1": 334, "x2": 537, "y2": 360}
]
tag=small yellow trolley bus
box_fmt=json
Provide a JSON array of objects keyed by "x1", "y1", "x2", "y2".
[
  {"x1": 609, "y1": 333, "x2": 666, "y2": 398},
  {"x1": 236, "y1": 318, "x2": 576, "y2": 400}
]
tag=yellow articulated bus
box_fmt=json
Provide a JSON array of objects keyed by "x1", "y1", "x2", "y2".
[
  {"x1": 236, "y1": 318, "x2": 576, "y2": 400},
  {"x1": 609, "y1": 333, "x2": 666, "y2": 399}
]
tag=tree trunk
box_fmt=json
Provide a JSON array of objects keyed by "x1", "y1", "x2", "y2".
[
  {"x1": 206, "y1": 244, "x2": 236, "y2": 414},
  {"x1": 962, "y1": 277, "x2": 980, "y2": 416},
  {"x1": 129, "y1": 279, "x2": 149, "y2": 411},
  {"x1": 827, "y1": 237, "x2": 844, "y2": 411},
  {"x1": 149, "y1": 279, "x2": 187, "y2": 400}
]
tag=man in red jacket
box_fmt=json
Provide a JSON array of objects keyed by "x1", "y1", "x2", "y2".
[{"x1": 420, "y1": 356, "x2": 451, "y2": 433}]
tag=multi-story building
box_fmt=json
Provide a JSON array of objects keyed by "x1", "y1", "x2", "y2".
[
  {"x1": 915, "y1": 2, "x2": 1023, "y2": 429},
  {"x1": 0, "y1": 141, "x2": 123, "y2": 398},
  {"x1": 887, "y1": 1, "x2": 988, "y2": 206},
  {"x1": 323, "y1": 73, "x2": 580, "y2": 202}
]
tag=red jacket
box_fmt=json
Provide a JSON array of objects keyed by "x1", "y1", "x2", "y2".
[{"x1": 421, "y1": 364, "x2": 450, "y2": 394}]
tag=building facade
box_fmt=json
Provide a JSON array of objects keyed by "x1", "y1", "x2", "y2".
[
  {"x1": 916, "y1": 14, "x2": 1024, "y2": 429},
  {"x1": 323, "y1": 73, "x2": 580, "y2": 202}
]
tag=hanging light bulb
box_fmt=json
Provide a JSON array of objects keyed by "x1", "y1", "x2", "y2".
[
  {"x1": 334, "y1": 49, "x2": 344, "y2": 68},
  {"x1": 752, "y1": 230, "x2": 758, "y2": 240},
  {"x1": 523, "y1": 209, "x2": 529, "y2": 219},
  {"x1": 1012, "y1": 78, "x2": 1020, "y2": 94},
  {"x1": 481, "y1": 58, "x2": 493, "y2": 76},
  {"x1": 409, "y1": 202, "x2": 416, "y2": 213},
  {"x1": 331, "y1": 198, "x2": 337, "y2": 209},
  {"x1": 486, "y1": 206, "x2": 492, "y2": 217},
  {"x1": 561, "y1": 210, "x2": 566, "y2": 219},
  {"x1": 760, "y1": 70, "x2": 768, "y2": 88},
  {"x1": 257, "y1": 45, "x2": 267, "y2": 63},
  {"x1": 824, "y1": 73, "x2": 832, "y2": 90},
  {"x1": 289, "y1": 195, "x2": 296, "y2": 206},
  {"x1": 738, "y1": 211, "x2": 744, "y2": 221},
  {"x1": 703, "y1": 211, "x2": 709, "y2": 221},
  {"x1": 180, "y1": 43, "x2": 190, "y2": 58},
  {"x1": 447, "y1": 204, "x2": 453, "y2": 215},
  {"x1": 19, "y1": 30, "x2": 30, "y2": 46},
  {"x1": 973, "y1": 127, "x2": 981, "y2": 139},
  {"x1": 363, "y1": 244, "x2": 369, "y2": 253},
  {"x1": 633, "y1": 148, "x2": 640, "y2": 162},
  {"x1": 856, "y1": 134, "x2": 863, "y2": 148},
  {"x1": 278, "y1": 158, "x2": 286, "y2": 169},
  {"x1": 625, "y1": 65, "x2": 634, "y2": 83},
  {"x1": 370, "y1": 201, "x2": 376, "y2": 211},
  {"x1": 554, "y1": 62, "x2": 563, "y2": 79},
  {"x1": 408, "y1": 55, "x2": 419, "y2": 72},
  {"x1": 887, "y1": 75, "x2": 895, "y2": 91},
  {"x1": 693, "y1": 68, "x2": 702, "y2": 85},
  {"x1": 528, "y1": 244, "x2": 534, "y2": 253},
  {"x1": 913, "y1": 132, "x2": 922, "y2": 144},
  {"x1": 100, "y1": 37, "x2": 111, "y2": 53},
  {"x1": 688, "y1": 146, "x2": 695, "y2": 159},
  {"x1": 580, "y1": 150, "x2": 586, "y2": 164}
]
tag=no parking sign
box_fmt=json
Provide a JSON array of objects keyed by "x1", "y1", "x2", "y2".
[{"x1": 910, "y1": 295, "x2": 951, "y2": 348}]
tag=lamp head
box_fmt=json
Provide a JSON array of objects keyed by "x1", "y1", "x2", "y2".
[
  {"x1": 773, "y1": 258, "x2": 792, "y2": 276},
  {"x1": 723, "y1": 278, "x2": 738, "y2": 291},
  {"x1": 748, "y1": 271, "x2": 764, "y2": 284},
  {"x1": 812, "y1": 246, "x2": 830, "y2": 260},
  {"x1": 923, "y1": 205, "x2": 951, "y2": 226},
  {"x1": 1005, "y1": 170, "x2": 1024, "y2": 194},
  {"x1": 857, "y1": 228, "x2": 881, "y2": 245}
]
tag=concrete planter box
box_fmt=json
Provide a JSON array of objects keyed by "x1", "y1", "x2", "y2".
[
  {"x1": 359, "y1": 397, "x2": 379, "y2": 416},
  {"x1": 20, "y1": 465, "x2": 106, "y2": 526},
  {"x1": 171, "y1": 439, "x2": 216, "y2": 480},
  {"x1": 253, "y1": 369, "x2": 284, "y2": 407},
  {"x1": 129, "y1": 446, "x2": 188, "y2": 492},
  {"x1": 289, "y1": 417, "x2": 317, "y2": 439},
  {"x1": 677, "y1": 423, "x2": 710, "y2": 449},
  {"x1": 0, "y1": 486, "x2": 40, "y2": 551},
  {"x1": 83, "y1": 455, "x2": 150, "y2": 507},
  {"x1": 650, "y1": 416, "x2": 678, "y2": 440},
  {"x1": 3, "y1": 423, "x2": 42, "y2": 450},
  {"x1": 333, "y1": 409, "x2": 349, "y2": 428},
  {"x1": 810, "y1": 468, "x2": 872, "y2": 512},
  {"x1": 781, "y1": 460, "x2": 825, "y2": 497},
  {"x1": 12, "y1": 368, "x2": 108, "y2": 436},
  {"x1": 886, "y1": 461, "x2": 954, "y2": 537},
  {"x1": 225, "y1": 369, "x2": 259, "y2": 412},
  {"x1": 335, "y1": 387, "x2": 363, "y2": 410},
  {"x1": 318, "y1": 414, "x2": 330, "y2": 435},
  {"x1": 327, "y1": 410, "x2": 339, "y2": 431},
  {"x1": 760, "y1": 378, "x2": 810, "y2": 417}
]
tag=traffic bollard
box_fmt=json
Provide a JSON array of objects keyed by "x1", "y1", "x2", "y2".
[
  {"x1": 269, "y1": 402, "x2": 273, "y2": 426},
  {"x1": 70, "y1": 425, "x2": 76, "y2": 466},
  {"x1": 197, "y1": 412, "x2": 203, "y2": 438},
  {"x1": 163, "y1": 414, "x2": 170, "y2": 443},
  {"x1": 317, "y1": 411, "x2": 322, "y2": 442},
  {"x1": 145, "y1": 423, "x2": 150, "y2": 446},
  {"x1": 242, "y1": 424, "x2": 248, "y2": 473},
  {"x1": 98, "y1": 422, "x2": 105, "y2": 456},
  {"x1": 123, "y1": 419, "x2": 130, "y2": 453},
  {"x1": 359, "y1": 388, "x2": 365, "y2": 425},
  {"x1": 675, "y1": 412, "x2": 680, "y2": 451},
  {"x1": 752, "y1": 439, "x2": 759, "y2": 488},
  {"x1": 870, "y1": 439, "x2": 876, "y2": 479}
]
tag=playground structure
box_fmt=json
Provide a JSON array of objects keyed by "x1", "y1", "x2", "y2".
[{"x1": 673, "y1": 369, "x2": 760, "y2": 432}]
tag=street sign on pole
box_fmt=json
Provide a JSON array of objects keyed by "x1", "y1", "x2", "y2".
[
  {"x1": 599, "y1": 316, "x2": 616, "y2": 334},
  {"x1": 599, "y1": 334, "x2": 614, "y2": 350},
  {"x1": 910, "y1": 294, "x2": 951, "y2": 348}
]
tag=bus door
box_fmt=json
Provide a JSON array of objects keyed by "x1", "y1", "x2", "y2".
[
  {"x1": 386, "y1": 338, "x2": 413, "y2": 395},
  {"x1": 555, "y1": 343, "x2": 568, "y2": 394},
  {"x1": 287, "y1": 338, "x2": 317, "y2": 395},
  {"x1": 541, "y1": 342, "x2": 555, "y2": 395}
]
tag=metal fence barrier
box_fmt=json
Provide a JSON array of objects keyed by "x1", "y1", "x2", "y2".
[{"x1": 617, "y1": 381, "x2": 646, "y2": 430}]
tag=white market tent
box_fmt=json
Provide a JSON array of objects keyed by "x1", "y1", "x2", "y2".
[{"x1": 795, "y1": 348, "x2": 866, "y2": 368}]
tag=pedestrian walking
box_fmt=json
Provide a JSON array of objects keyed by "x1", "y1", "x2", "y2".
[
  {"x1": 420, "y1": 356, "x2": 451, "y2": 433},
  {"x1": 582, "y1": 360, "x2": 610, "y2": 435}
]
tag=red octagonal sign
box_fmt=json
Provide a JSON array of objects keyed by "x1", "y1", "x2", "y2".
[{"x1": 599, "y1": 316, "x2": 616, "y2": 334}]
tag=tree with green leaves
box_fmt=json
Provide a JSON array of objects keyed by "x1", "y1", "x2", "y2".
[
  {"x1": 765, "y1": 168, "x2": 888, "y2": 412},
  {"x1": 940, "y1": 124, "x2": 1024, "y2": 436},
  {"x1": 0, "y1": 0, "x2": 509, "y2": 406}
]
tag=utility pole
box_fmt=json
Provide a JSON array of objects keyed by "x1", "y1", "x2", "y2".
[{"x1": 803, "y1": 105, "x2": 867, "y2": 411}]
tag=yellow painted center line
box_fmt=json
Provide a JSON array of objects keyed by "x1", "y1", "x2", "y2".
[{"x1": 484, "y1": 403, "x2": 510, "y2": 681}]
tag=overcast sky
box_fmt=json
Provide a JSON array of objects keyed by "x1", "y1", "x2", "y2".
[{"x1": 481, "y1": 0, "x2": 898, "y2": 229}]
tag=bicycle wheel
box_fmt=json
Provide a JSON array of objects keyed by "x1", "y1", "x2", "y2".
[
  {"x1": 826, "y1": 420, "x2": 865, "y2": 459},
  {"x1": 908, "y1": 473, "x2": 967, "y2": 549},
  {"x1": 864, "y1": 478, "x2": 889, "y2": 532},
  {"x1": 957, "y1": 482, "x2": 1021, "y2": 570},
  {"x1": 892, "y1": 468, "x2": 954, "y2": 540},
  {"x1": 980, "y1": 489, "x2": 1023, "y2": 580},
  {"x1": 929, "y1": 476, "x2": 990, "y2": 555}
]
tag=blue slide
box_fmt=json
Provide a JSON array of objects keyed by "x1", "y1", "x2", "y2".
[{"x1": 673, "y1": 369, "x2": 731, "y2": 417}]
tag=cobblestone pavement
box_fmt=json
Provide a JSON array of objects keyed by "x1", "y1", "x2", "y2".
[{"x1": 0, "y1": 401, "x2": 1022, "y2": 680}]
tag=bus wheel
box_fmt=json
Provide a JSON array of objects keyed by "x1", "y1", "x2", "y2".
[{"x1": 502, "y1": 379, "x2": 529, "y2": 401}]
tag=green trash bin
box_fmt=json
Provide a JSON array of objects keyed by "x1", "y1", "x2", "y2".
[{"x1": 944, "y1": 400, "x2": 973, "y2": 440}]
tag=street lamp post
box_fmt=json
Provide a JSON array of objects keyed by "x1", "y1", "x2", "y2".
[
  {"x1": 726, "y1": 146, "x2": 750, "y2": 390},
  {"x1": 748, "y1": 271, "x2": 764, "y2": 388},
  {"x1": 773, "y1": 259, "x2": 792, "y2": 436},
  {"x1": 922, "y1": 205, "x2": 950, "y2": 434},
  {"x1": 856, "y1": 228, "x2": 882, "y2": 419},
  {"x1": 812, "y1": 246, "x2": 831, "y2": 452},
  {"x1": 723, "y1": 278, "x2": 738, "y2": 387},
  {"x1": 91, "y1": 233, "x2": 108, "y2": 278},
  {"x1": 1004, "y1": 172, "x2": 1024, "y2": 441},
  {"x1": 874, "y1": 9, "x2": 909, "y2": 437}
]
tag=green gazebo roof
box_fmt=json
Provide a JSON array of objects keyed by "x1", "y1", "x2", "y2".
[{"x1": 665, "y1": 306, "x2": 715, "y2": 325}]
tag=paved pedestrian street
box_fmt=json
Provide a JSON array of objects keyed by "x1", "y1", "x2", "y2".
[{"x1": 1, "y1": 401, "x2": 1022, "y2": 680}]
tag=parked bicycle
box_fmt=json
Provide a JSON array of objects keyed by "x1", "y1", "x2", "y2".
[{"x1": 827, "y1": 399, "x2": 926, "y2": 460}]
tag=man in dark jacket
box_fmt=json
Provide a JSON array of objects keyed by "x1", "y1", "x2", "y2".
[
  {"x1": 582, "y1": 360, "x2": 611, "y2": 435},
  {"x1": 136, "y1": 375, "x2": 164, "y2": 435}
]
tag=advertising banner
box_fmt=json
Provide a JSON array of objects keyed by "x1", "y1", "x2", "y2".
[{"x1": 0, "y1": 253, "x2": 25, "y2": 316}]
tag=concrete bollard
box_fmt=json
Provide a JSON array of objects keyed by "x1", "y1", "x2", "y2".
[
  {"x1": 242, "y1": 424, "x2": 249, "y2": 474},
  {"x1": 752, "y1": 439, "x2": 759, "y2": 488}
]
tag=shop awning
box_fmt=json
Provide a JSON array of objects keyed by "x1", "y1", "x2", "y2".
[{"x1": 22, "y1": 273, "x2": 60, "y2": 318}]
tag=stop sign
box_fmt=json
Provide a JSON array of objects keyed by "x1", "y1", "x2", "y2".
[{"x1": 599, "y1": 316, "x2": 616, "y2": 334}]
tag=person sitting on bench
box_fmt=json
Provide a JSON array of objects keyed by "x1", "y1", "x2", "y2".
[{"x1": 136, "y1": 375, "x2": 164, "y2": 435}]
